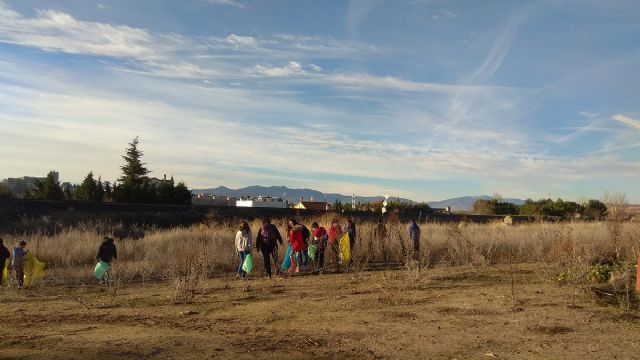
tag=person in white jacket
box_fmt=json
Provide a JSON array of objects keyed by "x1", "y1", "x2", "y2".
[{"x1": 235, "y1": 221, "x2": 252, "y2": 279}]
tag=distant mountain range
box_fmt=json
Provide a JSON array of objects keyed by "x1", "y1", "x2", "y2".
[
  {"x1": 427, "y1": 196, "x2": 526, "y2": 212},
  {"x1": 192, "y1": 185, "x2": 525, "y2": 211},
  {"x1": 193, "y1": 185, "x2": 413, "y2": 205}
]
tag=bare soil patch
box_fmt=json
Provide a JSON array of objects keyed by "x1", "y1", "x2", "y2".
[{"x1": 1, "y1": 263, "x2": 639, "y2": 359}]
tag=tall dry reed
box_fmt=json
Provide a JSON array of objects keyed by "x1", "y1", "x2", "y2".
[{"x1": 3, "y1": 218, "x2": 638, "y2": 283}]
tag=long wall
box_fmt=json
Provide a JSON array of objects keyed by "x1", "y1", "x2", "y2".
[{"x1": 0, "y1": 198, "x2": 533, "y2": 235}]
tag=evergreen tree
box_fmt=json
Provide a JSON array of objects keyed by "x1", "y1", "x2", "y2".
[
  {"x1": 75, "y1": 172, "x2": 106, "y2": 202},
  {"x1": 95, "y1": 177, "x2": 105, "y2": 202},
  {"x1": 103, "y1": 181, "x2": 112, "y2": 202},
  {"x1": 583, "y1": 199, "x2": 608, "y2": 220},
  {"x1": 29, "y1": 171, "x2": 63, "y2": 200},
  {"x1": 0, "y1": 184, "x2": 13, "y2": 199},
  {"x1": 117, "y1": 137, "x2": 153, "y2": 203},
  {"x1": 119, "y1": 136, "x2": 149, "y2": 186},
  {"x1": 75, "y1": 172, "x2": 98, "y2": 201},
  {"x1": 174, "y1": 181, "x2": 192, "y2": 205}
]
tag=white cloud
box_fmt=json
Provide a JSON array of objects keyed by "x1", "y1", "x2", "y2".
[
  {"x1": 309, "y1": 63, "x2": 322, "y2": 72},
  {"x1": 612, "y1": 114, "x2": 640, "y2": 130},
  {"x1": 201, "y1": 0, "x2": 244, "y2": 7},
  {"x1": 0, "y1": 5, "x2": 167, "y2": 60},
  {"x1": 253, "y1": 61, "x2": 305, "y2": 77},
  {"x1": 225, "y1": 34, "x2": 257, "y2": 48},
  {"x1": 325, "y1": 73, "x2": 509, "y2": 93}
]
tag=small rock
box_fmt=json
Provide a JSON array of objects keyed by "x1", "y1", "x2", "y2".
[{"x1": 180, "y1": 310, "x2": 199, "y2": 316}]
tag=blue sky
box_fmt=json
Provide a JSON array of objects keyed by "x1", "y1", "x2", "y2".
[{"x1": 0, "y1": 0, "x2": 638, "y2": 202}]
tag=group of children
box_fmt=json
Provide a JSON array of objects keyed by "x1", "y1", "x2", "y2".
[
  {"x1": 234, "y1": 217, "x2": 358, "y2": 279},
  {"x1": 0, "y1": 238, "x2": 31, "y2": 288},
  {"x1": 1, "y1": 217, "x2": 419, "y2": 286}
]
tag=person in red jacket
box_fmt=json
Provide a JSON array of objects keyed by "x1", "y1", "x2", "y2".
[
  {"x1": 311, "y1": 222, "x2": 328, "y2": 274},
  {"x1": 287, "y1": 219, "x2": 305, "y2": 273}
]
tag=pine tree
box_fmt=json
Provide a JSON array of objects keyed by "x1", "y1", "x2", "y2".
[
  {"x1": 75, "y1": 171, "x2": 97, "y2": 201},
  {"x1": 157, "y1": 176, "x2": 175, "y2": 204},
  {"x1": 95, "y1": 177, "x2": 105, "y2": 202},
  {"x1": 174, "y1": 181, "x2": 192, "y2": 205},
  {"x1": 103, "y1": 181, "x2": 112, "y2": 202},
  {"x1": 119, "y1": 137, "x2": 149, "y2": 186},
  {"x1": 30, "y1": 171, "x2": 63, "y2": 200}
]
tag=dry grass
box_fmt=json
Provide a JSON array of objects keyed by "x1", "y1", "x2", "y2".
[
  {"x1": 1, "y1": 217, "x2": 639, "y2": 359},
  {"x1": 3, "y1": 219, "x2": 639, "y2": 282},
  {"x1": 2, "y1": 263, "x2": 639, "y2": 359}
]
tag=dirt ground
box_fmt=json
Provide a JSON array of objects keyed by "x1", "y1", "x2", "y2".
[{"x1": 1, "y1": 263, "x2": 639, "y2": 360}]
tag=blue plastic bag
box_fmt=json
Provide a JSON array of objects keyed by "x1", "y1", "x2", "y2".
[{"x1": 281, "y1": 244, "x2": 292, "y2": 271}]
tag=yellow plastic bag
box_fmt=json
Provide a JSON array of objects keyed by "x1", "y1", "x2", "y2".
[
  {"x1": 1, "y1": 259, "x2": 8, "y2": 285},
  {"x1": 339, "y1": 233, "x2": 351, "y2": 264},
  {"x1": 23, "y1": 252, "x2": 46, "y2": 288}
]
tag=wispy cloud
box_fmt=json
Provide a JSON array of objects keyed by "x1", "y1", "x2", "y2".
[
  {"x1": 253, "y1": 61, "x2": 305, "y2": 77},
  {"x1": 0, "y1": 4, "x2": 171, "y2": 60},
  {"x1": 225, "y1": 34, "x2": 256, "y2": 48},
  {"x1": 467, "y1": 8, "x2": 525, "y2": 84},
  {"x1": 200, "y1": 0, "x2": 245, "y2": 7},
  {"x1": 613, "y1": 114, "x2": 640, "y2": 130},
  {"x1": 0, "y1": 1, "x2": 638, "y2": 201}
]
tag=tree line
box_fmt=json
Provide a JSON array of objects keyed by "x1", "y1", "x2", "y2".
[
  {"x1": 472, "y1": 197, "x2": 608, "y2": 220},
  {"x1": 15, "y1": 137, "x2": 191, "y2": 205}
]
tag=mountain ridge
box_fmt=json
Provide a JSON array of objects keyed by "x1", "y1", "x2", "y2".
[{"x1": 192, "y1": 185, "x2": 525, "y2": 211}]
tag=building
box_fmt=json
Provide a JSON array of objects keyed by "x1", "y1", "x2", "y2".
[
  {"x1": 1, "y1": 172, "x2": 59, "y2": 197},
  {"x1": 293, "y1": 201, "x2": 330, "y2": 211},
  {"x1": 236, "y1": 196, "x2": 288, "y2": 208},
  {"x1": 192, "y1": 193, "x2": 236, "y2": 206}
]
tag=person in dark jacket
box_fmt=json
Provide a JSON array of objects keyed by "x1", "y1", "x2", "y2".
[
  {"x1": 97, "y1": 237, "x2": 118, "y2": 264},
  {"x1": 0, "y1": 238, "x2": 10, "y2": 285},
  {"x1": 345, "y1": 217, "x2": 357, "y2": 265},
  {"x1": 408, "y1": 220, "x2": 421, "y2": 255},
  {"x1": 255, "y1": 218, "x2": 283, "y2": 278},
  {"x1": 346, "y1": 217, "x2": 356, "y2": 251},
  {"x1": 311, "y1": 222, "x2": 328, "y2": 274}
]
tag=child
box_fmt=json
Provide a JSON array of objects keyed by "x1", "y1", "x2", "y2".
[
  {"x1": 311, "y1": 222, "x2": 328, "y2": 274},
  {"x1": 12, "y1": 241, "x2": 27, "y2": 288},
  {"x1": 287, "y1": 219, "x2": 305, "y2": 273},
  {"x1": 235, "y1": 221, "x2": 252, "y2": 279}
]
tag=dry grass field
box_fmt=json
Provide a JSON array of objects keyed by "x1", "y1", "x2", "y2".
[
  {"x1": 1, "y1": 264, "x2": 639, "y2": 359},
  {"x1": 1, "y1": 217, "x2": 639, "y2": 359}
]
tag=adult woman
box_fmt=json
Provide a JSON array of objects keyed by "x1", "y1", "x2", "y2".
[{"x1": 235, "y1": 221, "x2": 252, "y2": 279}]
